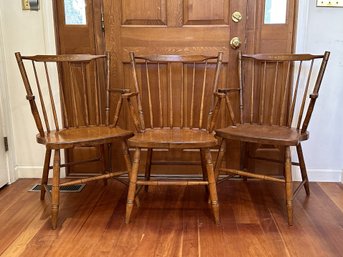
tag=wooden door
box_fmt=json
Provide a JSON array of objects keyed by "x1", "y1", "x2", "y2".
[{"x1": 53, "y1": 0, "x2": 106, "y2": 176}]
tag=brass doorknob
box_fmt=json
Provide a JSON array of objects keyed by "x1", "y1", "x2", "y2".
[
  {"x1": 230, "y1": 37, "x2": 241, "y2": 49},
  {"x1": 232, "y1": 11, "x2": 242, "y2": 23}
]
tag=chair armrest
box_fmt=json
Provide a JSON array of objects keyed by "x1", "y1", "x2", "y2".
[{"x1": 309, "y1": 93, "x2": 318, "y2": 99}]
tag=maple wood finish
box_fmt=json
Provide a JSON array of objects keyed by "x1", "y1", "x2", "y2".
[
  {"x1": 15, "y1": 53, "x2": 133, "y2": 229},
  {"x1": 1, "y1": 179, "x2": 343, "y2": 256},
  {"x1": 215, "y1": 51, "x2": 330, "y2": 225},
  {"x1": 124, "y1": 52, "x2": 224, "y2": 224}
]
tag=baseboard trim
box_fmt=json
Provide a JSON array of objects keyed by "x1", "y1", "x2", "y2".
[
  {"x1": 292, "y1": 167, "x2": 342, "y2": 182},
  {"x1": 16, "y1": 166, "x2": 342, "y2": 183},
  {"x1": 16, "y1": 166, "x2": 66, "y2": 179}
]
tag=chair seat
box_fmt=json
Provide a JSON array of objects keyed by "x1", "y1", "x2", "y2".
[
  {"x1": 215, "y1": 123, "x2": 309, "y2": 146},
  {"x1": 128, "y1": 128, "x2": 218, "y2": 148},
  {"x1": 37, "y1": 126, "x2": 134, "y2": 149}
]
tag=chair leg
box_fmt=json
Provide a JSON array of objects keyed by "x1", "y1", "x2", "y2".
[
  {"x1": 203, "y1": 148, "x2": 220, "y2": 224},
  {"x1": 296, "y1": 144, "x2": 310, "y2": 196},
  {"x1": 121, "y1": 140, "x2": 140, "y2": 207},
  {"x1": 100, "y1": 144, "x2": 108, "y2": 186},
  {"x1": 144, "y1": 148, "x2": 153, "y2": 192},
  {"x1": 41, "y1": 149, "x2": 52, "y2": 200},
  {"x1": 51, "y1": 149, "x2": 61, "y2": 229},
  {"x1": 284, "y1": 146, "x2": 293, "y2": 226},
  {"x1": 200, "y1": 149, "x2": 209, "y2": 195},
  {"x1": 241, "y1": 142, "x2": 248, "y2": 181},
  {"x1": 126, "y1": 148, "x2": 141, "y2": 224},
  {"x1": 214, "y1": 139, "x2": 226, "y2": 181}
]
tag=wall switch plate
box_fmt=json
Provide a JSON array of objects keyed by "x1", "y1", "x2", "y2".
[
  {"x1": 22, "y1": 0, "x2": 39, "y2": 11},
  {"x1": 317, "y1": 0, "x2": 343, "y2": 7}
]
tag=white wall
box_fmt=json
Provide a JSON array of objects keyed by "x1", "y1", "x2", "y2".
[
  {"x1": 0, "y1": 1, "x2": 341, "y2": 182},
  {"x1": 295, "y1": 0, "x2": 343, "y2": 182},
  {"x1": 0, "y1": 0, "x2": 56, "y2": 181}
]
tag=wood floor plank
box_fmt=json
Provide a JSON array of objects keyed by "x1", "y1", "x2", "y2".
[
  {"x1": 0, "y1": 179, "x2": 35, "y2": 217},
  {"x1": 264, "y1": 182, "x2": 340, "y2": 257},
  {"x1": 319, "y1": 182, "x2": 343, "y2": 213},
  {"x1": 1, "y1": 179, "x2": 343, "y2": 257}
]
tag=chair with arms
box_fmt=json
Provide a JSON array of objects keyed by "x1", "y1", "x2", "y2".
[
  {"x1": 123, "y1": 52, "x2": 224, "y2": 224},
  {"x1": 15, "y1": 52, "x2": 134, "y2": 229},
  {"x1": 215, "y1": 51, "x2": 330, "y2": 225}
]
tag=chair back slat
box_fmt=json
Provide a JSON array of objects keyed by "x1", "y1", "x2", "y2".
[
  {"x1": 157, "y1": 63, "x2": 163, "y2": 128},
  {"x1": 259, "y1": 61, "x2": 267, "y2": 124},
  {"x1": 92, "y1": 64, "x2": 99, "y2": 125},
  {"x1": 57, "y1": 62, "x2": 69, "y2": 128},
  {"x1": 250, "y1": 62, "x2": 255, "y2": 123},
  {"x1": 69, "y1": 64, "x2": 80, "y2": 127},
  {"x1": 238, "y1": 52, "x2": 244, "y2": 124},
  {"x1": 145, "y1": 61, "x2": 154, "y2": 128},
  {"x1": 280, "y1": 61, "x2": 291, "y2": 126},
  {"x1": 270, "y1": 61, "x2": 279, "y2": 125},
  {"x1": 190, "y1": 62, "x2": 196, "y2": 128},
  {"x1": 238, "y1": 51, "x2": 330, "y2": 132},
  {"x1": 32, "y1": 61, "x2": 50, "y2": 132},
  {"x1": 168, "y1": 63, "x2": 173, "y2": 128},
  {"x1": 199, "y1": 61, "x2": 208, "y2": 128},
  {"x1": 44, "y1": 62, "x2": 60, "y2": 131},
  {"x1": 181, "y1": 65, "x2": 184, "y2": 128},
  {"x1": 81, "y1": 63, "x2": 90, "y2": 126},
  {"x1": 296, "y1": 60, "x2": 314, "y2": 129},
  {"x1": 288, "y1": 61, "x2": 303, "y2": 127},
  {"x1": 129, "y1": 52, "x2": 223, "y2": 131},
  {"x1": 16, "y1": 52, "x2": 111, "y2": 134}
]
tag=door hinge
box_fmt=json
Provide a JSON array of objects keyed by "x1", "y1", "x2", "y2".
[
  {"x1": 3, "y1": 137, "x2": 8, "y2": 152},
  {"x1": 101, "y1": 11, "x2": 105, "y2": 32}
]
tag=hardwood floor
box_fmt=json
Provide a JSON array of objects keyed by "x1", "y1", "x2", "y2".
[{"x1": 0, "y1": 178, "x2": 343, "y2": 257}]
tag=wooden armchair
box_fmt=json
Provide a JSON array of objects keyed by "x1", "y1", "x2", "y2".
[
  {"x1": 215, "y1": 51, "x2": 330, "y2": 225},
  {"x1": 15, "y1": 52, "x2": 134, "y2": 229},
  {"x1": 123, "y1": 52, "x2": 224, "y2": 224}
]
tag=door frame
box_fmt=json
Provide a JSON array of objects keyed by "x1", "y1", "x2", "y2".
[{"x1": 0, "y1": 22, "x2": 14, "y2": 184}]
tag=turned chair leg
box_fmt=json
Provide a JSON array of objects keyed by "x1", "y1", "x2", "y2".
[
  {"x1": 203, "y1": 148, "x2": 220, "y2": 224},
  {"x1": 284, "y1": 146, "x2": 293, "y2": 226},
  {"x1": 241, "y1": 142, "x2": 249, "y2": 182},
  {"x1": 41, "y1": 149, "x2": 52, "y2": 200},
  {"x1": 200, "y1": 149, "x2": 209, "y2": 195},
  {"x1": 144, "y1": 148, "x2": 152, "y2": 192},
  {"x1": 296, "y1": 144, "x2": 310, "y2": 196},
  {"x1": 100, "y1": 144, "x2": 108, "y2": 186},
  {"x1": 51, "y1": 149, "x2": 61, "y2": 229},
  {"x1": 214, "y1": 139, "x2": 226, "y2": 181},
  {"x1": 121, "y1": 140, "x2": 140, "y2": 207},
  {"x1": 126, "y1": 148, "x2": 141, "y2": 224}
]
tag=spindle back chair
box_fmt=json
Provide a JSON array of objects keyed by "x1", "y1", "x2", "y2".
[
  {"x1": 124, "y1": 52, "x2": 224, "y2": 224},
  {"x1": 215, "y1": 51, "x2": 330, "y2": 225},
  {"x1": 15, "y1": 52, "x2": 133, "y2": 229}
]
